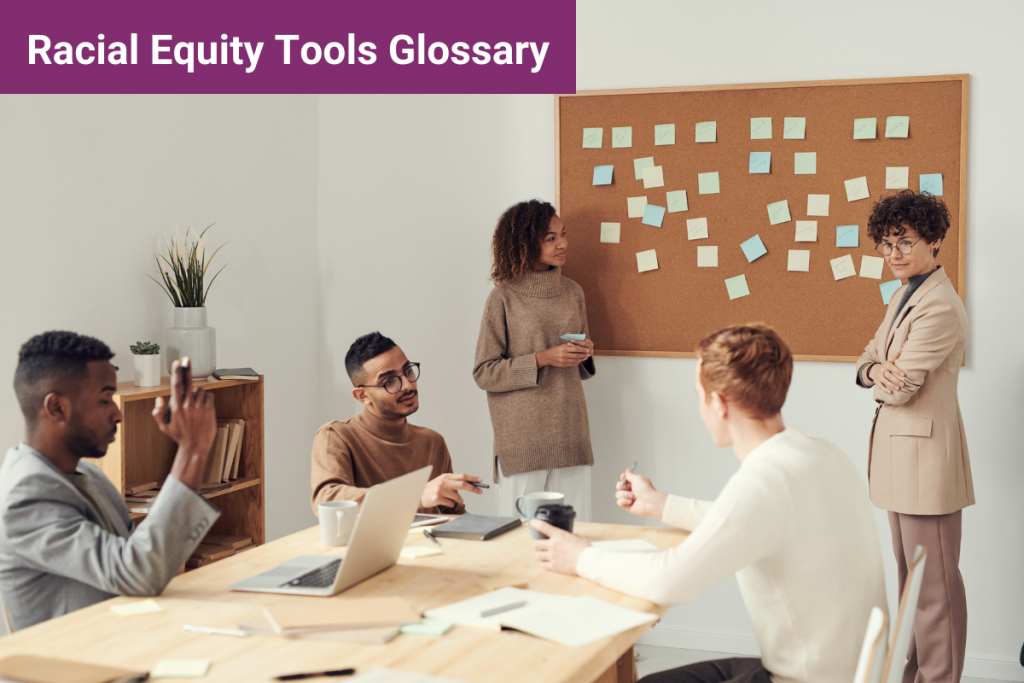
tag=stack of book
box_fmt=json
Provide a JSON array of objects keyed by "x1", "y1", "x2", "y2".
[
  {"x1": 186, "y1": 533, "x2": 254, "y2": 569},
  {"x1": 124, "y1": 480, "x2": 160, "y2": 514},
  {"x1": 201, "y1": 419, "x2": 245, "y2": 488},
  {"x1": 237, "y1": 598, "x2": 420, "y2": 644}
]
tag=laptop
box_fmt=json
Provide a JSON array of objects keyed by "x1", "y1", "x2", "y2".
[{"x1": 230, "y1": 465, "x2": 430, "y2": 596}]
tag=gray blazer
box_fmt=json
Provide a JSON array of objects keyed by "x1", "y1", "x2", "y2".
[{"x1": 0, "y1": 444, "x2": 220, "y2": 630}]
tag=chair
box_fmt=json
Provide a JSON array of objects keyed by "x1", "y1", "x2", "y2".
[
  {"x1": 881, "y1": 545, "x2": 928, "y2": 683},
  {"x1": 853, "y1": 606, "x2": 889, "y2": 683}
]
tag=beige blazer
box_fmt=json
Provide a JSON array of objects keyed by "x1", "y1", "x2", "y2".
[{"x1": 857, "y1": 267, "x2": 974, "y2": 515}]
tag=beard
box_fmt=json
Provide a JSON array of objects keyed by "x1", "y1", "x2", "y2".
[
  {"x1": 375, "y1": 390, "x2": 419, "y2": 420},
  {"x1": 65, "y1": 413, "x2": 110, "y2": 460}
]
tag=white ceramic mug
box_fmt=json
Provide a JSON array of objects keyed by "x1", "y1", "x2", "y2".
[
  {"x1": 318, "y1": 500, "x2": 358, "y2": 546},
  {"x1": 514, "y1": 492, "x2": 565, "y2": 539}
]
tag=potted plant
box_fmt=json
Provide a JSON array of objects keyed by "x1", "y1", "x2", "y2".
[
  {"x1": 148, "y1": 225, "x2": 227, "y2": 379},
  {"x1": 130, "y1": 341, "x2": 162, "y2": 387}
]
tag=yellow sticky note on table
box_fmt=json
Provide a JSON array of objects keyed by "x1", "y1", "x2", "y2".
[
  {"x1": 636, "y1": 250, "x2": 659, "y2": 273},
  {"x1": 654, "y1": 124, "x2": 675, "y2": 145},
  {"x1": 860, "y1": 255, "x2": 885, "y2": 279},
  {"x1": 697, "y1": 246, "x2": 718, "y2": 267},
  {"x1": 795, "y1": 221, "x2": 818, "y2": 242},
  {"x1": 600, "y1": 223, "x2": 620, "y2": 244},
  {"x1": 767, "y1": 200, "x2": 791, "y2": 225},
  {"x1": 111, "y1": 599, "x2": 163, "y2": 616},
  {"x1": 627, "y1": 196, "x2": 647, "y2": 218},
  {"x1": 612, "y1": 127, "x2": 632, "y2": 148},
  {"x1": 885, "y1": 116, "x2": 909, "y2": 138},
  {"x1": 886, "y1": 167, "x2": 909, "y2": 189},
  {"x1": 750, "y1": 117, "x2": 772, "y2": 139},
  {"x1": 402, "y1": 546, "x2": 442, "y2": 559},
  {"x1": 783, "y1": 117, "x2": 806, "y2": 139},
  {"x1": 698, "y1": 172, "x2": 720, "y2": 195},
  {"x1": 152, "y1": 660, "x2": 210, "y2": 678},
  {"x1": 807, "y1": 194, "x2": 829, "y2": 217},
  {"x1": 686, "y1": 217, "x2": 709, "y2": 240},
  {"x1": 830, "y1": 255, "x2": 856, "y2": 280},
  {"x1": 725, "y1": 275, "x2": 750, "y2": 300},
  {"x1": 853, "y1": 118, "x2": 877, "y2": 139},
  {"x1": 642, "y1": 165, "x2": 664, "y2": 189},
  {"x1": 788, "y1": 250, "x2": 810, "y2": 272},
  {"x1": 845, "y1": 176, "x2": 870, "y2": 202},
  {"x1": 695, "y1": 121, "x2": 716, "y2": 143},
  {"x1": 582, "y1": 128, "x2": 603, "y2": 149}
]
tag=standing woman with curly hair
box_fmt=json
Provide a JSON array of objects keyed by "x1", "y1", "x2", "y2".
[
  {"x1": 856, "y1": 190, "x2": 973, "y2": 683},
  {"x1": 473, "y1": 200, "x2": 596, "y2": 520}
]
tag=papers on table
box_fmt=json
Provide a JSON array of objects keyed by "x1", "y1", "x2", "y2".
[
  {"x1": 349, "y1": 669, "x2": 467, "y2": 683},
  {"x1": 399, "y1": 619, "x2": 454, "y2": 637},
  {"x1": 636, "y1": 250, "x2": 659, "y2": 273},
  {"x1": 152, "y1": 660, "x2": 210, "y2": 678}
]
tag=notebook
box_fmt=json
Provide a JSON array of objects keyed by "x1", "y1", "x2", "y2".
[
  {"x1": 0, "y1": 655, "x2": 147, "y2": 683},
  {"x1": 429, "y1": 514, "x2": 521, "y2": 541},
  {"x1": 263, "y1": 597, "x2": 420, "y2": 634},
  {"x1": 213, "y1": 367, "x2": 259, "y2": 380},
  {"x1": 236, "y1": 612, "x2": 400, "y2": 644}
]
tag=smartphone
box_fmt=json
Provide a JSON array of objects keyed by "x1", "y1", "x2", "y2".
[
  {"x1": 410, "y1": 513, "x2": 448, "y2": 528},
  {"x1": 163, "y1": 360, "x2": 190, "y2": 423}
]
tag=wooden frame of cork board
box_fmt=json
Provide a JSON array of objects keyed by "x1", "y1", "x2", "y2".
[{"x1": 554, "y1": 74, "x2": 968, "y2": 362}]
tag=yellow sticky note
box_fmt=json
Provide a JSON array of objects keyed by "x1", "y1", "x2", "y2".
[
  {"x1": 686, "y1": 217, "x2": 709, "y2": 241},
  {"x1": 695, "y1": 121, "x2": 717, "y2": 143},
  {"x1": 807, "y1": 194, "x2": 829, "y2": 217},
  {"x1": 788, "y1": 250, "x2": 810, "y2": 272},
  {"x1": 666, "y1": 190, "x2": 688, "y2": 213},
  {"x1": 830, "y1": 255, "x2": 856, "y2": 280},
  {"x1": 698, "y1": 172, "x2": 720, "y2": 195},
  {"x1": 750, "y1": 117, "x2": 772, "y2": 140},
  {"x1": 767, "y1": 200, "x2": 791, "y2": 225},
  {"x1": 697, "y1": 246, "x2": 718, "y2": 267},
  {"x1": 642, "y1": 165, "x2": 664, "y2": 189},
  {"x1": 795, "y1": 221, "x2": 818, "y2": 242},
  {"x1": 725, "y1": 275, "x2": 750, "y2": 300},
  {"x1": 111, "y1": 599, "x2": 163, "y2": 617},
  {"x1": 627, "y1": 196, "x2": 647, "y2": 218},
  {"x1": 886, "y1": 167, "x2": 909, "y2": 189},
  {"x1": 885, "y1": 116, "x2": 909, "y2": 138},
  {"x1": 401, "y1": 546, "x2": 443, "y2": 559},
  {"x1": 152, "y1": 660, "x2": 210, "y2": 678},
  {"x1": 636, "y1": 250, "x2": 659, "y2": 273},
  {"x1": 654, "y1": 124, "x2": 675, "y2": 146},
  {"x1": 612, "y1": 127, "x2": 632, "y2": 148},
  {"x1": 853, "y1": 118, "x2": 877, "y2": 139},
  {"x1": 783, "y1": 117, "x2": 806, "y2": 139},
  {"x1": 845, "y1": 176, "x2": 870, "y2": 202},
  {"x1": 600, "y1": 222, "x2": 620, "y2": 244},
  {"x1": 860, "y1": 255, "x2": 885, "y2": 279},
  {"x1": 582, "y1": 128, "x2": 603, "y2": 149}
]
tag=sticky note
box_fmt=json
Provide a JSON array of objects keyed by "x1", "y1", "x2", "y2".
[
  {"x1": 686, "y1": 217, "x2": 709, "y2": 240},
  {"x1": 642, "y1": 204, "x2": 666, "y2": 228},
  {"x1": 795, "y1": 221, "x2": 818, "y2": 242},
  {"x1": 600, "y1": 222, "x2": 620, "y2": 243},
  {"x1": 612, "y1": 127, "x2": 632, "y2": 148},
  {"x1": 880, "y1": 279, "x2": 902, "y2": 305},
  {"x1": 636, "y1": 249, "x2": 658, "y2": 273},
  {"x1": 654, "y1": 124, "x2": 676, "y2": 146},
  {"x1": 627, "y1": 196, "x2": 647, "y2": 218},
  {"x1": 836, "y1": 225, "x2": 859, "y2": 248},
  {"x1": 400, "y1": 619, "x2": 454, "y2": 637},
  {"x1": 642, "y1": 165, "x2": 665, "y2": 189},
  {"x1": 783, "y1": 117, "x2": 806, "y2": 139},
  {"x1": 920, "y1": 173, "x2": 943, "y2": 196},
  {"x1": 860, "y1": 255, "x2": 885, "y2": 279},
  {"x1": 560, "y1": 334, "x2": 585, "y2": 341},
  {"x1": 788, "y1": 250, "x2": 810, "y2": 272},
  {"x1": 633, "y1": 156, "x2": 654, "y2": 180},
  {"x1": 697, "y1": 246, "x2": 718, "y2": 267},
  {"x1": 152, "y1": 660, "x2": 210, "y2": 678},
  {"x1": 666, "y1": 190, "x2": 688, "y2": 213},
  {"x1": 698, "y1": 172, "x2": 720, "y2": 194},
  {"x1": 750, "y1": 117, "x2": 772, "y2": 140},
  {"x1": 741, "y1": 235, "x2": 768, "y2": 262},
  {"x1": 885, "y1": 116, "x2": 910, "y2": 138},
  {"x1": 845, "y1": 176, "x2": 870, "y2": 202},
  {"x1": 725, "y1": 275, "x2": 750, "y2": 300},
  {"x1": 111, "y1": 599, "x2": 163, "y2": 616},
  {"x1": 830, "y1": 254, "x2": 856, "y2": 280},
  {"x1": 886, "y1": 167, "x2": 909, "y2": 189},
  {"x1": 695, "y1": 121, "x2": 717, "y2": 143},
  {"x1": 582, "y1": 128, "x2": 603, "y2": 149},
  {"x1": 402, "y1": 546, "x2": 443, "y2": 559},
  {"x1": 807, "y1": 194, "x2": 829, "y2": 216},
  {"x1": 749, "y1": 152, "x2": 771, "y2": 174},
  {"x1": 767, "y1": 200, "x2": 791, "y2": 225},
  {"x1": 854, "y1": 118, "x2": 877, "y2": 139},
  {"x1": 794, "y1": 152, "x2": 816, "y2": 175},
  {"x1": 592, "y1": 165, "x2": 613, "y2": 186}
]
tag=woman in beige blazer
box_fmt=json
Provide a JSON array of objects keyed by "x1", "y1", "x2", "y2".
[{"x1": 857, "y1": 190, "x2": 973, "y2": 683}]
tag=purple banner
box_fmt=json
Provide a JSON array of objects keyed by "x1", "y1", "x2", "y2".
[{"x1": 2, "y1": 1, "x2": 575, "y2": 94}]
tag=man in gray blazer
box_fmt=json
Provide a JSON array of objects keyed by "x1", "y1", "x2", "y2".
[{"x1": 0, "y1": 331, "x2": 220, "y2": 630}]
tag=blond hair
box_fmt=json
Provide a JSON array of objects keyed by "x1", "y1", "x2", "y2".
[{"x1": 696, "y1": 324, "x2": 793, "y2": 419}]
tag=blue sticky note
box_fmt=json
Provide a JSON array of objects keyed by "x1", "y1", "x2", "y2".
[
  {"x1": 836, "y1": 225, "x2": 859, "y2": 248},
  {"x1": 879, "y1": 280, "x2": 902, "y2": 305},
  {"x1": 560, "y1": 334, "x2": 585, "y2": 341},
  {"x1": 740, "y1": 235, "x2": 768, "y2": 262},
  {"x1": 592, "y1": 165, "x2": 613, "y2": 186},
  {"x1": 642, "y1": 204, "x2": 666, "y2": 228},
  {"x1": 749, "y1": 152, "x2": 771, "y2": 174},
  {"x1": 920, "y1": 173, "x2": 943, "y2": 196}
]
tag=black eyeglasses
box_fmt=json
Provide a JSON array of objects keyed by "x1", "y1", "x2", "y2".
[
  {"x1": 358, "y1": 363, "x2": 421, "y2": 394},
  {"x1": 876, "y1": 237, "x2": 924, "y2": 257}
]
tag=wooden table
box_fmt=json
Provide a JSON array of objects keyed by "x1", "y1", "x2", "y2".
[{"x1": 0, "y1": 522, "x2": 687, "y2": 682}]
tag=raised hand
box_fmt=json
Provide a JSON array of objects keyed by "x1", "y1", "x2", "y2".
[
  {"x1": 615, "y1": 468, "x2": 667, "y2": 520},
  {"x1": 152, "y1": 358, "x2": 217, "y2": 490}
]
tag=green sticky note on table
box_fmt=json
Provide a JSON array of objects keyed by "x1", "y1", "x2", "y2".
[
  {"x1": 666, "y1": 190, "x2": 688, "y2": 213},
  {"x1": 885, "y1": 116, "x2": 909, "y2": 138},
  {"x1": 698, "y1": 172, "x2": 720, "y2": 194},
  {"x1": 783, "y1": 117, "x2": 806, "y2": 139},
  {"x1": 695, "y1": 121, "x2": 716, "y2": 143},
  {"x1": 401, "y1": 618, "x2": 454, "y2": 637},
  {"x1": 853, "y1": 118, "x2": 877, "y2": 139},
  {"x1": 612, "y1": 127, "x2": 632, "y2": 148},
  {"x1": 633, "y1": 156, "x2": 654, "y2": 181},
  {"x1": 654, "y1": 124, "x2": 675, "y2": 146},
  {"x1": 152, "y1": 660, "x2": 211, "y2": 678},
  {"x1": 836, "y1": 225, "x2": 859, "y2": 248},
  {"x1": 766, "y1": 200, "x2": 791, "y2": 225},
  {"x1": 582, "y1": 128, "x2": 603, "y2": 149},
  {"x1": 920, "y1": 174, "x2": 943, "y2": 196},
  {"x1": 793, "y1": 152, "x2": 816, "y2": 175},
  {"x1": 592, "y1": 165, "x2": 613, "y2": 186},
  {"x1": 880, "y1": 280, "x2": 902, "y2": 305},
  {"x1": 750, "y1": 117, "x2": 772, "y2": 139},
  {"x1": 725, "y1": 275, "x2": 750, "y2": 300}
]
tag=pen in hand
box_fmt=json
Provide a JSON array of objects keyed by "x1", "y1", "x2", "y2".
[{"x1": 618, "y1": 461, "x2": 638, "y2": 490}]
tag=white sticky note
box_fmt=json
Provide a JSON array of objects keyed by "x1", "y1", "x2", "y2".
[
  {"x1": 795, "y1": 221, "x2": 818, "y2": 242},
  {"x1": 845, "y1": 176, "x2": 870, "y2": 202},
  {"x1": 642, "y1": 165, "x2": 665, "y2": 189},
  {"x1": 767, "y1": 200, "x2": 791, "y2": 225},
  {"x1": 654, "y1": 124, "x2": 676, "y2": 146},
  {"x1": 886, "y1": 167, "x2": 909, "y2": 189},
  {"x1": 750, "y1": 117, "x2": 772, "y2": 139},
  {"x1": 111, "y1": 599, "x2": 163, "y2": 617},
  {"x1": 627, "y1": 196, "x2": 647, "y2": 218},
  {"x1": 783, "y1": 117, "x2": 806, "y2": 139},
  {"x1": 600, "y1": 222, "x2": 620, "y2": 244},
  {"x1": 633, "y1": 156, "x2": 655, "y2": 181},
  {"x1": 582, "y1": 128, "x2": 603, "y2": 149},
  {"x1": 152, "y1": 660, "x2": 211, "y2": 679},
  {"x1": 401, "y1": 546, "x2": 443, "y2": 559},
  {"x1": 686, "y1": 217, "x2": 709, "y2": 240},
  {"x1": 695, "y1": 121, "x2": 717, "y2": 143},
  {"x1": 666, "y1": 190, "x2": 688, "y2": 213},
  {"x1": 636, "y1": 249, "x2": 659, "y2": 273},
  {"x1": 853, "y1": 118, "x2": 877, "y2": 139},
  {"x1": 860, "y1": 255, "x2": 885, "y2": 279},
  {"x1": 830, "y1": 254, "x2": 856, "y2": 280},
  {"x1": 612, "y1": 127, "x2": 632, "y2": 148},
  {"x1": 698, "y1": 172, "x2": 720, "y2": 194},
  {"x1": 807, "y1": 194, "x2": 829, "y2": 216},
  {"x1": 788, "y1": 250, "x2": 810, "y2": 272},
  {"x1": 697, "y1": 246, "x2": 718, "y2": 267}
]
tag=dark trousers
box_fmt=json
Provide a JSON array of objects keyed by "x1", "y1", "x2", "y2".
[{"x1": 640, "y1": 658, "x2": 771, "y2": 683}]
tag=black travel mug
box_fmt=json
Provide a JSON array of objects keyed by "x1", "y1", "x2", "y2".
[{"x1": 533, "y1": 504, "x2": 576, "y2": 539}]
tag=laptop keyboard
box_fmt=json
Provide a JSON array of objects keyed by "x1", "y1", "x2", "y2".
[{"x1": 282, "y1": 559, "x2": 342, "y2": 588}]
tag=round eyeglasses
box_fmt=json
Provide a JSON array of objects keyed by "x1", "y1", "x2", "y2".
[
  {"x1": 875, "y1": 237, "x2": 923, "y2": 257},
  {"x1": 358, "y1": 363, "x2": 421, "y2": 394}
]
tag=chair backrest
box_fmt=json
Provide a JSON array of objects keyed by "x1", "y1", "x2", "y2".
[
  {"x1": 881, "y1": 545, "x2": 927, "y2": 683},
  {"x1": 852, "y1": 606, "x2": 889, "y2": 683}
]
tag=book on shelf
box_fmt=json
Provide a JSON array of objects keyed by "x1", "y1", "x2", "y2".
[
  {"x1": 202, "y1": 426, "x2": 229, "y2": 486},
  {"x1": 191, "y1": 544, "x2": 235, "y2": 561},
  {"x1": 203, "y1": 533, "x2": 253, "y2": 550},
  {"x1": 124, "y1": 480, "x2": 158, "y2": 495},
  {"x1": 128, "y1": 505, "x2": 152, "y2": 514},
  {"x1": 213, "y1": 367, "x2": 259, "y2": 380},
  {"x1": 217, "y1": 418, "x2": 245, "y2": 482},
  {"x1": 124, "y1": 491, "x2": 158, "y2": 503}
]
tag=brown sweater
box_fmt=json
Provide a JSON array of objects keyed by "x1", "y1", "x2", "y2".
[
  {"x1": 473, "y1": 267, "x2": 595, "y2": 480},
  {"x1": 310, "y1": 409, "x2": 465, "y2": 515}
]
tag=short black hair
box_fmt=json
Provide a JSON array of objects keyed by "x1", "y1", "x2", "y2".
[
  {"x1": 14, "y1": 331, "x2": 114, "y2": 431},
  {"x1": 344, "y1": 332, "x2": 397, "y2": 384}
]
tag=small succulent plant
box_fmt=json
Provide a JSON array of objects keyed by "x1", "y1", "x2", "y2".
[{"x1": 130, "y1": 341, "x2": 160, "y2": 355}]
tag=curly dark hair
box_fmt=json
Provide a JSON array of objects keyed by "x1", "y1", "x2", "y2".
[
  {"x1": 490, "y1": 200, "x2": 557, "y2": 284},
  {"x1": 867, "y1": 190, "x2": 951, "y2": 257},
  {"x1": 344, "y1": 331, "x2": 396, "y2": 384}
]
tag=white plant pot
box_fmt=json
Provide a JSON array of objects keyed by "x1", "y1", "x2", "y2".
[
  {"x1": 133, "y1": 354, "x2": 162, "y2": 387},
  {"x1": 166, "y1": 307, "x2": 216, "y2": 379}
]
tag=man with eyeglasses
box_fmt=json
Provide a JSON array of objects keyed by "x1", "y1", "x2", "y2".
[{"x1": 311, "y1": 331, "x2": 482, "y2": 514}]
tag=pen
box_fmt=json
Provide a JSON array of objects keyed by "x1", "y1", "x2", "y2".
[
  {"x1": 183, "y1": 624, "x2": 249, "y2": 637},
  {"x1": 480, "y1": 600, "x2": 527, "y2": 618},
  {"x1": 628, "y1": 461, "x2": 638, "y2": 472},
  {"x1": 274, "y1": 668, "x2": 355, "y2": 681},
  {"x1": 423, "y1": 529, "x2": 440, "y2": 546},
  {"x1": 618, "y1": 462, "x2": 638, "y2": 491},
  {"x1": 468, "y1": 481, "x2": 490, "y2": 489}
]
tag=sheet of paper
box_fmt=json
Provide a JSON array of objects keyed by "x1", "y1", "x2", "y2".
[
  {"x1": 920, "y1": 173, "x2": 943, "y2": 196},
  {"x1": 591, "y1": 539, "x2": 660, "y2": 552},
  {"x1": 807, "y1": 194, "x2": 829, "y2": 216},
  {"x1": 853, "y1": 118, "x2": 877, "y2": 139},
  {"x1": 830, "y1": 254, "x2": 856, "y2": 280},
  {"x1": 725, "y1": 275, "x2": 750, "y2": 300},
  {"x1": 111, "y1": 599, "x2": 163, "y2": 616},
  {"x1": 642, "y1": 204, "x2": 666, "y2": 228},
  {"x1": 879, "y1": 279, "x2": 903, "y2": 305},
  {"x1": 642, "y1": 165, "x2": 664, "y2": 189},
  {"x1": 399, "y1": 619, "x2": 454, "y2": 637},
  {"x1": 499, "y1": 595, "x2": 657, "y2": 648},
  {"x1": 794, "y1": 152, "x2": 816, "y2": 175},
  {"x1": 860, "y1": 255, "x2": 884, "y2": 279},
  {"x1": 885, "y1": 116, "x2": 910, "y2": 138},
  {"x1": 152, "y1": 660, "x2": 210, "y2": 678},
  {"x1": 401, "y1": 546, "x2": 442, "y2": 559},
  {"x1": 600, "y1": 222, "x2": 620, "y2": 243},
  {"x1": 654, "y1": 123, "x2": 675, "y2": 146},
  {"x1": 633, "y1": 156, "x2": 654, "y2": 181},
  {"x1": 423, "y1": 587, "x2": 574, "y2": 631},
  {"x1": 767, "y1": 199, "x2": 791, "y2": 225},
  {"x1": 836, "y1": 225, "x2": 859, "y2": 248},
  {"x1": 686, "y1": 217, "x2": 709, "y2": 240},
  {"x1": 592, "y1": 165, "x2": 613, "y2": 186},
  {"x1": 783, "y1": 117, "x2": 806, "y2": 139},
  {"x1": 695, "y1": 121, "x2": 717, "y2": 143},
  {"x1": 886, "y1": 167, "x2": 909, "y2": 189},
  {"x1": 697, "y1": 246, "x2": 718, "y2": 267},
  {"x1": 740, "y1": 235, "x2": 768, "y2": 262},
  {"x1": 788, "y1": 250, "x2": 810, "y2": 272},
  {"x1": 795, "y1": 220, "x2": 818, "y2": 242},
  {"x1": 845, "y1": 176, "x2": 870, "y2": 202},
  {"x1": 634, "y1": 249, "x2": 659, "y2": 274},
  {"x1": 750, "y1": 117, "x2": 772, "y2": 139},
  {"x1": 627, "y1": 196, "x2": 647, "y2": 218},
  {"x1": 749, "y1": 152, "x2": 770, "y2": 174},
  {"x1": 698, "y1": 172, "x2": 720, "y2": 194},
  {"x1": 350, "y1": 670, "x2": 467, "y2": 683},
  {"x1": 612, "y1": 126, "x2": 632, "y2": 148},
  {"x1": 666, "y1": 190, "x2": 688, "y2": 213},
  {"x1": 582, "y1": 128, "x2": 603, "y2": 149}
]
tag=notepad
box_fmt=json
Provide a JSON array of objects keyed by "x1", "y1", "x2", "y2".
[
  {"x1": 400, "y1": 619, "x2": 454, "y2": 637},
  {"x1": 401, "y1": 546, "x2": 442, "y2": 559},
  {"x1": 265, "y1": 597, "x2": 419, "y2": 634},
  {"x1": 111, "y1": 599, "x2": 163, "y2": 616},
  {"x1": 430, "y1": 514, "x2": 521, "y2": 541},
  {"x1": 152, "y1": 660, "x2": 210, "y2": 679}
]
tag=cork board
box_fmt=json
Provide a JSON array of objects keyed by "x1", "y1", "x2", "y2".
[{"x1": 555, "y1": 75, "x2": 968, "y2": 361}]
